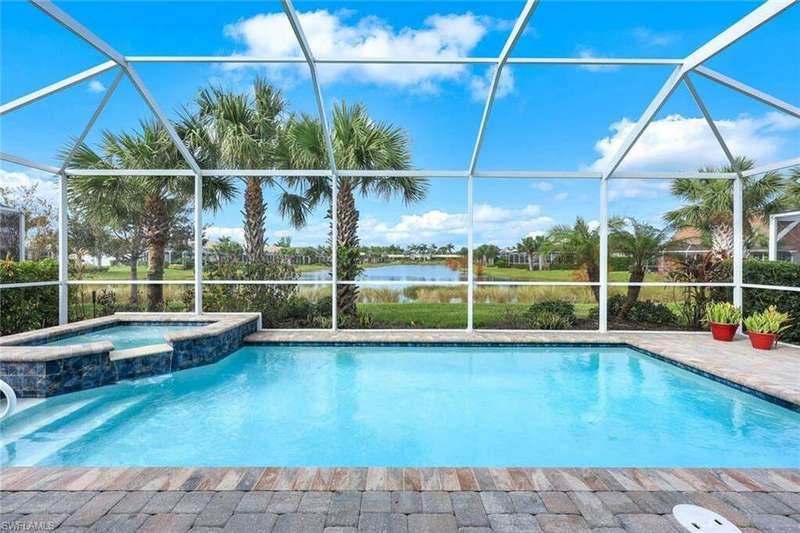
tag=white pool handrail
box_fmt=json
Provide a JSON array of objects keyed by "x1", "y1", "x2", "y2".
[{"x1": 0, "y1": 378, "x2": 17, "y2": 420}]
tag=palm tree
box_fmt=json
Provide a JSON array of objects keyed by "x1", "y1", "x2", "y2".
[
  {"x1": 67, "y1": 178, "x2": 146, "y2": 304},
  {"x1": 609, "y1": 217, "x2": 672, "y2": 318},
  {"x1": 179, "y1": 78, "x2": 308, "y2": 262},
  {"x1": 664, "y1": 156, "x2": 785, "y2": 259},
  {"x1": 65, "y1": 120, "x2": 235, "y2": 310},
  {"x1": 474, "y1": 244, "x2": 500, "y2": 266},
  {"x1": 516, "y1": 235, "x2": 548, "y2": 271},
  {"x1": 547, "y1": 217, "x2": 600, "y2": 302},
  {"x1": 277, "y1": 102, "x2": 427, "y2": 318}
]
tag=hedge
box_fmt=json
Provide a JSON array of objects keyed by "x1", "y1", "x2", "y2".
[
  {"x1": 743, "y1": 259, "x2": 800, "y2": 344},
  {"x1": 0, "y1": 259, "x2": 60, "y2": 335}
]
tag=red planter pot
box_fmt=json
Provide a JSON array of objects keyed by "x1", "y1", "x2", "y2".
[
  {"x1": 747, "y1": 331, "x2": 778, "y2": 350},
  {"x1": 710, "y1": 322, "x2": 738, "y2": 342}
]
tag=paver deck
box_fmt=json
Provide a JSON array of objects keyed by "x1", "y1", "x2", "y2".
[
  {"x1": 246, "y1": 330, "x2": 800, "y2": 407},
  {"x1": 1, "y1": 468, "x2": 799, "y2": 532}
]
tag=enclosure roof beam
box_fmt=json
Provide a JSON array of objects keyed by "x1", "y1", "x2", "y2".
[
  {"x1": 602, "y1": 0, "x2": 795, "y2": 180},
  {"x1": 57, "y1": 168, "x2": 738, "y2": 179},
  {"x1": 123, "y1": 55, "x2": 684, "y2": 66},
  {"x1": 280, "y1": 0, "x2": 338, "y2": 175},
  {"x1": 694, "y1": 66, "x2": 800, "y2": 119},
  {"x1": 58, "y1": 70, "x2": 124, "y2": 174},
  {"x1": 468, "y1": 0, "x2": 539, "y2": 175},
  {"x1": 777, "y1": 219, "x2": 800, "y2": 241},
  {"x1": 29, "y1": 0, "x2": 203, "y2": 177},
  {"x1": 600, "y1": 66, "x2": 684, "y2": 180},
  {"x1": 0, "y1": 61, "x2": 117, "y2": 116},
  {"x1": 684, "y1": 75, "x2": 740, "y2": 173},
  {"x1": 741, "y1": 157, "x2": 800, "y2": 177},
  {"x1": 63, "y1": 168, "x2": 333, "y2": 177},
  {"x1": 682, "y1": 0, "x2": 796, "y2": 71},
  {"x1": 1, "y1": 152, "x2": 60, "y2": 174}
]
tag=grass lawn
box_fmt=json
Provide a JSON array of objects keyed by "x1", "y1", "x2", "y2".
[
  {"x1": 479, "y1": 266, "x2": 664, "y2": 282},
  {"x1": 82, "y1": 265, "x2": 194, "y2": 281},
  {"x1": 357, "y1": 302, "x2": 598, "y2": 328}
]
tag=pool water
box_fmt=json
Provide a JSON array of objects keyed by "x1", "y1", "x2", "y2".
[
  {"x1": 44, "y1": 324, "x2": 202, "y2": 351},
  {"x1": 2, "y1": 345, "x2": 798, "y2": 467}
]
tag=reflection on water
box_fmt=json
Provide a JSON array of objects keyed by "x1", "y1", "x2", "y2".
[{"x1": 301, "y1": 264, "x2": 467, "y2": 286}]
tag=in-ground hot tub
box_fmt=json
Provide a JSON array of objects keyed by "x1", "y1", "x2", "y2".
[{"x1": 0, "y1": 313, "x2": 260, "y2": 398}]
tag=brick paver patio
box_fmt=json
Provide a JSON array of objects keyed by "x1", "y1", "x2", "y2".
[{"x1": 2, "y1": 468, "x2": 800, "y2": 532}]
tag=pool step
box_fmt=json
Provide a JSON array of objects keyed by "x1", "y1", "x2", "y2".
[
  {"x1": 0, "y1": 397, "x2": 101, "y2": 444},
  {"x1": 1, "y1": 395, "x2": 145, "y2": 466}
]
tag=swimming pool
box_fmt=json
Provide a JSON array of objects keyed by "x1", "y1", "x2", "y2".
[
  {"x1": 44, "y1": 324, "x2": 202, "y2": 351},
  {"x1": 1, "y1": 344, "x2": 798, "y2": 467}
]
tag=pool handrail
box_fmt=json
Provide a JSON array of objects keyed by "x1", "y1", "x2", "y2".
[{"x1": 0, "y1": 378, "x2": 17, "y2": 420}]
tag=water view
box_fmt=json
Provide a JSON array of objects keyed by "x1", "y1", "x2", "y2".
[{"x1": 300, "y1": 263, "x2": 467, "y2": 285}]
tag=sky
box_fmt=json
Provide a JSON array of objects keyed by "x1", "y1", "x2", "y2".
[{"x1": 1, "y1": 0, "x2": 798, "y2": 250}]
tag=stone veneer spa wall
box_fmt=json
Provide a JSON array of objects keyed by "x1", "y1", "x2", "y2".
[{"x1": 0, "y1": 313, "x2": 260, "y2": 398}]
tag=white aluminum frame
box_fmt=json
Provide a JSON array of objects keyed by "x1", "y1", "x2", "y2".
[{"x1": 1, "y1": 0, "x2": 798, "y2": 333}]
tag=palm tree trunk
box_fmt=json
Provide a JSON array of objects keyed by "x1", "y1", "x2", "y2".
[
  {"x1": 129, "y1": 255, "x2": 139, "y2": 306},
  {"x1": 144, "y1": 196, "x2": 170, "y2": 311},
  {"x1": 710, "y1": 223, "x2": 734, "y2": 260},
  {"x1": 336, "y1": 179, "x2": 360, "y2": 318},
  {"x1": 538, "y1": 253, "x2": 545, "y2": 271},
  {"x1": 527, "y1": 253, "x2": 534, "y2": 271},
  {"x1": 243, "y1": 176, "x2": 266, "y2": 263},
  {"x1": 586, "y1": 262, "x2": 600, "y2": 303},
  {"x1": 619, "y1": 266, "x2": 645, "y2": 318}
]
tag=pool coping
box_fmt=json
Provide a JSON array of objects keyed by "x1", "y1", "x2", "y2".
[
  {"x1": 244, "y1": 330, "x2": 800, "y2": 411},
  {"x1": 1, "y1": 466, "x2": 798, "y2": 493}
]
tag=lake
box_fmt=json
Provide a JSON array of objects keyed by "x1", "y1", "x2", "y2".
[{"x1": 301, "y1": 263, "x2": 466, "y2": 285}]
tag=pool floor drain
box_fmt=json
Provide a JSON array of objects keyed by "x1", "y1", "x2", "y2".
[{"x1": 673, "y1": 504, "x2": 741, "y2": 532}]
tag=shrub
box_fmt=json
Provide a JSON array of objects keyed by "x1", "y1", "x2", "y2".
[
  {"x1": 609, "y1": 256, "x2": 635, "y2": 271},
  {"x1": 494, "y1": 258, "x2": 509, "y2": 268},
  {"x1": 626, "y1": 299, "x2": 677, "y2": 325},
  {"x1": 714, "y1": 259, "x2": 800, "y2": 343},
  {"x1": 0, "y1": 259, "x2": 59, "y2": 335},
  {"x1": 95, "y1": 288, "x2": 117, "y2": 316},
  {"x1": 608, "y1": 294, "x2": 677, "y2": 326},
  {"x1": 493, "y1": 307, "x2": 529, "y2": 329},
  {"x1": 529, "y1": 311, "x2": 573, "y2": 330},
  {"x1": 524, "y1": 300, "x2": 576, "y2": 328}
]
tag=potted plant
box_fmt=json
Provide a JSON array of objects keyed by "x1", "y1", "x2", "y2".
[
  {"x1": 704, "y1": 302, "x2": 741, "y2": 342},
  {"x1": 743, "y1": 306, "x2": 791, "y2": 350}
]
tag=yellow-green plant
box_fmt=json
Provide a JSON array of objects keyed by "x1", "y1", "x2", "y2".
[
  {"x1": 704, "y1": 301, "x2": 741, "y2": 326},
  {"x1": 743, "y1": 306, "x2": 791, "y2": 335}
]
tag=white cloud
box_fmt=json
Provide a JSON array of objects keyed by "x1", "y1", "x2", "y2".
[
  {"x1": 205, "y1": 226, "x2": 245, "y2": 243},
  {"x1": 532, "y1": 181, "x2": 554, "y2": 192},
  {"x1": 590, "y1": 112, "x2": 800, "y2": 172},
  {"x1": 206, "y1": 219, "x2": 330, "y2": 248},
  {"x1": 633, "y1": 26, "x2": 676, "y2": 48},
  {"x1": 468, "y1": 65, "x2": 514, "y2": 102},
  {"x1": 576, "y1": 46, "x2": 620, "y2": 72},
  {"x1": 554, "y1": 192, "x2": 569, "y2": 201},
  {"x1": 224, "y1": 9, "x2": 511, "y2": 96},
  {"x1": 0, "y1": 168, "x2": 59, "y2": 205},
  {"x1": 608, "y1": 180, "x2": 671, "y2": 202},
  {"x1": 357, "y1": 203, "x2": 554, "y2": 246},
  {"x1": 360, "y1": 209, "x2": 466, "y2": 244},
  {"x1": 474, "y1": 203, "x2": 554, "y2": 246},
  {"x1": 87, "y1": 80, "x2": 106, "y2": 93}
]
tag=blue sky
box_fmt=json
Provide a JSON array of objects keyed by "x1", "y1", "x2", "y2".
[{"x1": 1, "y1": 1, "x2": 798, "y2": 249}]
